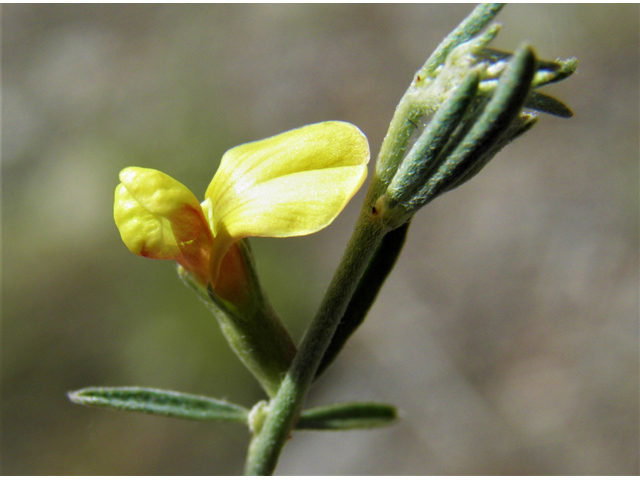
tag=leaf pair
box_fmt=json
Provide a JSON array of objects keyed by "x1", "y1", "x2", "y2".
[{"x1": 68, "y1": 387, "x2": 398, "y2": 431}]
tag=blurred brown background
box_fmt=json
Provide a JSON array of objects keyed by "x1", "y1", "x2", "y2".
[{"x1": 3, "y1": 4, "x2": 638, "y2": 475}]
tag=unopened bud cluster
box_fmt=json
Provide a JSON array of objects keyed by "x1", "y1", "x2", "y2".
[{"x1": 372, "y1": 4, "x2": 577, "y2": 230}]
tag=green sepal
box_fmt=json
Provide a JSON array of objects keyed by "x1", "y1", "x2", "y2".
[
  {"x1": 68, "y1": 386, "x2": 249, "y2": 423},
  {"x1": 296, "y1": 402, "x2": 399, "y2": 430},
  {"x1": 179, "y1": 238, "x2": 296, "y2": 399}
]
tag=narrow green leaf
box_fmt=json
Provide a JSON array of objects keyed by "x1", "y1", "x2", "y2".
[
  {"x1": 68, "y1": 387, "x2": 249, "y2": 423},
  {"x1": 387, "y1": 71, "x2": 480, "y2": 206},
  {"x1": 480, "y1": 48, "x2": 577, "y2": 88},
  {"x1": 414, "y1": 45, "x2": 536, "y2": 205},
  {"x1": 532, "y1": 57, "x2": 578, "y2": 88},
  {"x1": 525, "y1": 91, "x2": 573, "y2": 118},
  {"x1": 420, "y1": 3, "x2": 504, "y2": 78},
  {"x1": 446, "y1": 113, "x2": 539, "y2": 192},
  {"x1": 315, "y1": 222, "x2": 410, "y2": 380},
  {"x1": 296, "y1": 402, "x2": 399, "y2": 430}
]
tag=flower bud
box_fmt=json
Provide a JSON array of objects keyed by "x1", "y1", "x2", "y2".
[{"x1": 370, "y1": 5, "x2": 576, "y2": 230}]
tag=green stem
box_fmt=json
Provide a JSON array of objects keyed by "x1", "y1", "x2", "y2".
[
  {"x1": 314, "y1": 221, "x2": 410, "y2": 380},
  {"x1": 243, "y1": 204, "x2": 388, "y2": 475}
]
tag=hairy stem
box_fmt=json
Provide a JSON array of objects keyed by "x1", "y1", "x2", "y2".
[{"x1": 244, "y1": 205, "x2": 387, "y2": 475}]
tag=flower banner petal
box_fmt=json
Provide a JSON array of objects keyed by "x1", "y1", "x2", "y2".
[
  {"x1": 205, "y1": 121, "x2": 369, "y2": 240},
  {"x1": 221, "y1": 165, "x2": 367, "y2": 239}
]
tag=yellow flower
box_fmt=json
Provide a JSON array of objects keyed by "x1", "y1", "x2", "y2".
[{"x1": 114, "y1": 121, "x2": 370, "y2": 291}]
